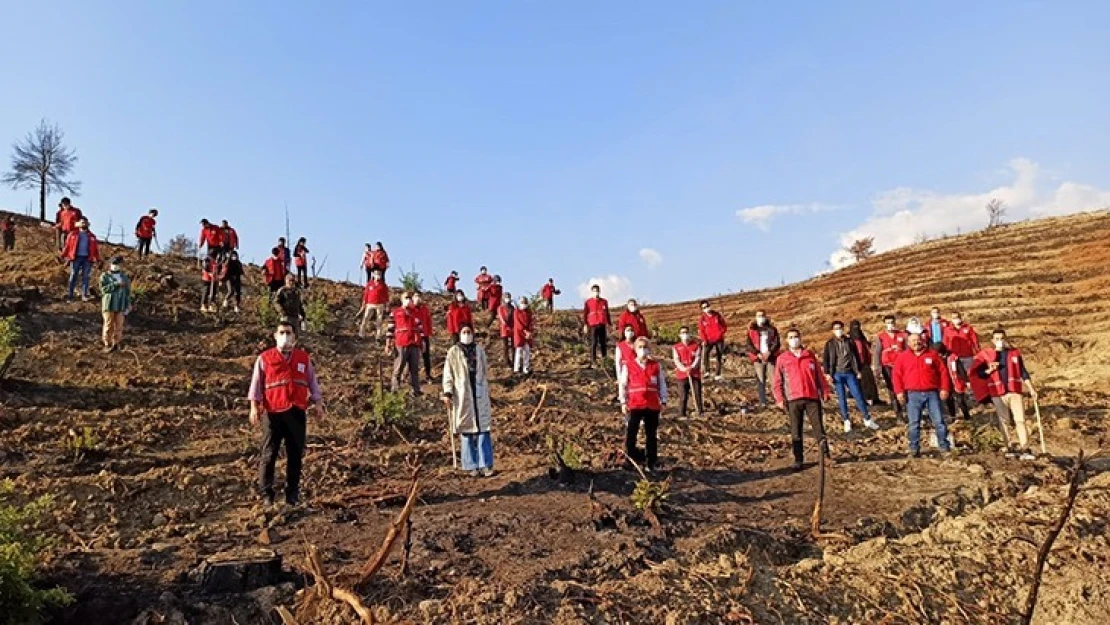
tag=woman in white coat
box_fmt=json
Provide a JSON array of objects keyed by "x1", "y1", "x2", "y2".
[{"x1": 441, "y1": 325, "x2": 495, "y2": 476}]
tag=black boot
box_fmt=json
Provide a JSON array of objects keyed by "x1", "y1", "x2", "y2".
[{"x1": 791, "y1": 440, "x2": 804, "y2": 470}]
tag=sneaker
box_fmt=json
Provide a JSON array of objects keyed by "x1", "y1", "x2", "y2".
[
  {"x1": 1019, "y1": 451, "x2": 1036, "y2": 461},
  {"x1": 81, "y1": 295, "x2": 91, "y2": 302},
  {"x1": 468, "y1": 470, "x2": 480, "y2": 477},
  {"x1": 1004, "y1": 446, "x2": 1020, "y2": 459},
  {"x1": 908, "y1": 450, "x2": 921, "y2": 459},
  {"x1": 864, "y1": 419, "x2": 881, "y2": 430},
  {"x1": 479, "y1": 467, "x2": 494, "y2": 477},
  {"x1": 714, "y1": 375, "x2": 724, "y2": 382},
  {"x1": 843, "y1": 421, "x2": 852, "y2": 434},
  {"x1": 929, "y1": 432, "x2": 939, "y2": 449}
]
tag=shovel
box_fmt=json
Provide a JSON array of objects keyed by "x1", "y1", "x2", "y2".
[
  {"x1": 1033, "y1": 395, "x2": 1047, "y2": 455},
  {"x1": 446, "y1": 404, "x2": 458, "y2": 469}
]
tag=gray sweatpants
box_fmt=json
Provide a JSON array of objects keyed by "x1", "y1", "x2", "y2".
[{"x1": 392, "y1": 345, "x2": 422, "y2": 393}]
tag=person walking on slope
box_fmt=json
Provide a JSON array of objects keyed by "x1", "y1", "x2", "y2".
[
  {"x1": 745, "y1": 310, "x2": 778, "y2": 405},
  {"x1": 497, "y1": 293, "x2": 515, "y2": 366},
  {"x1": 388, "y1": 292, "x2": 424, "y2": 395},
  {"x1": 444, "y1": 270, "x2": 459, "y2": 294},
  {"x1": 361, "y1": 244, "x2": 375, "y2": 283},
  {"x1": 540, "y1": 278, "x2": 560, "y2": 312},
  {"x1": 223, "y1": 251, "x2": 244, "y2": 313},
  {"x1": 446, "y1": 290, "x2": 474, "y2": 345},
  {"x1": 219, "y1": 220, "x2": 239, "y2": 258},
  {"x1": 356, "y1": 271, "x2": 390, "y2": 339},
  {"x1": 474, "y1": 266, "x2": 493, "y2": 310},
  {"x1": 412, "y1": 292, "x2": 435, "y2": 383},
  {"x1": 849, "y1": 320, "x2": 883, "y2": 406},
  {"x1": 873, "y1": 315, "x2": 908, "y2": 421},
  {"x1": 56, "y1": 198, "x2": 82, "y2": 252},
  {"x1": 293, "y1": 237, "x2": 310, "y2": 288},
  {"x1": 249, "y1": 320, "x2": 325, "y2": 506},
  {"x1": 944, "y1": 312, "x2": 984, "y2": 400},
  {"x1": 275, "y1": 274, "x2": 306, "y2": 329},
  {"x1": 892, "y1": 332, "x2": 953, "y2": 458},
  {"x1": 62, "y1": 218, "x2": 100, "y2": 302},
  {"x1": 200, "y1": 254, "x2": 223, "y2": 313},
  {"x1": 699, "y1": 301, "x2": 730, "y2": 382},
  {"x1": 485, "y1": 276, "x2": 504, "y2": 326},
  {"x1": 368, "y1": 242, "x2": 390, "y2": 279},
  {"x1": 198, "y1": 219, "x2": 223, "y2": 259},
  {"x1": 513, "y1": 296, "x2": 535, "y2": 375},
  {"x1": 135, "y1": 209, "x2": 158, "y2": 258},
  {"x1": 672, "y1": 326, "x2": 704, "y2": 418},
  {"x1": 263, "y1": 247, "x2": 288, "y2": 300},
  {"x1": 618, "y1": 299, "x2": 649, "y2": 339},
  {"x1": 971, "y1": 328, "x2": 1039, "y2": 460},
  {"x1": 772, "y1": 328, "x2": 832, "y2": 471},
  {"x1": 620, "y1": 337, "x2": 667, "y2": 474},
  {"x1": 442, "y1": 325, "x2": 495, "y2": 477},
  {"x1": 1, "y1": 215, "x2": 15, "y2": 252},
  {"x1": 99, "y1": 256, "x2": 131, "y2": 352},
  {"x1": 935, "y1": 342, "x2": 972, "y2": 421},
  {"x1": 583, "y1": 284, "x2": 612, "y2": 369},
  {"x1": 823, "y1": 321, "x2": 881, "y2": 433}
]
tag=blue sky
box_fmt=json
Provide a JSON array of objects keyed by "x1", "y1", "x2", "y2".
[{"x1": 2, "y1": 1, "x2": 1109, "y2": 305}]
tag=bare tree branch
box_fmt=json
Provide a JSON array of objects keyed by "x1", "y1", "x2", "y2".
[{"x1": 2, "y1": 119, "x2": 81, "y2": 220}]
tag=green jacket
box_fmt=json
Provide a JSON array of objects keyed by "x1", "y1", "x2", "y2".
[{"x1": 100, "y1": 271, "x2": 132, "y2": 313}]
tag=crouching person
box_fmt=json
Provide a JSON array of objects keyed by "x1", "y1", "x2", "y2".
[
  {"x1": 620, "y1": 337, "x2": 667, "y2": 474},
  {"x1": 248, "y1": 320, "x2": 324, "y2": 507},
  {"x1": 442, "y1": 326, "x2": 495, "y2": 477}
]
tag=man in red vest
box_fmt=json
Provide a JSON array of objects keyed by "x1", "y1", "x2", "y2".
[
  {"x1": 944, "y1": 312, "x2": 985, "y2": 401},
  {"x1": 198, "y1": 219, "x2": 224, "y2": 259},
  {"x1": 485, "y1": 276, "x2": 504, "y2": 326},
  {"x1": 934, "y1": 342, "x2": 972, "y2": 421},
  {"x1": 772, "y1": 328, "x2": 831, "y2": 470},
  {"x1": 446, "y1": 291, "x2": 474, "y2": 345},
  {"x1": 220, "y1": 220, "x2": 239, "y2": 256},
  {"x1": 388, "y1": 292, "x2": 424, "y2": 395},
  {"x1": 619, "y1": 337, "x2": 667, "y2": 473},
  {"x1": 583, "y1": 284, "x2": 612, "y2": 368},
  {"x1": 444, "y1": 270, "x2": 459, "y2": 294},
  {"x1": 617, "y1": 299, "x2": 649, "y2": 339},
  {"x1": 356, "y1": 271, "x2": 390, "y2": 339},
  {"x1": 672, "y1": 326, "x2": 703, "y2": 417},
  {"x1": 474, "y1": 267, "x2": 493, "y2": 310},
  {"x1": 412, "y1": 292, "x2": 435, "y2": 383},
  {"x1": 872, "y1": 314, "x2": 908, "y2": 421},
  {"x1": 699, "y1": 301, "x2": 730, "y2": 383},
  {"x1": 56, "y1": 197, "x2": 82, "y2": 251},
  {"x1": 497, "y1": 292, "x2": 515, "y2": 366},
  {"x1": 971, "y1": 328, "x2": 1038, "y2": 460},
  {"x1": 135, "y1": 209, "x2": 158, "y2": 258},
  {"x1": 263, "y1": 247, "x2": 287, "y2": 300},
  {"x1": 540, "y1": 278, "x2": 560, "y2": 312},
  {"x1": 893, "y1": 332, "x2": 953, "y2": 458},
  {"x1": 744, "y1": 309, "x2": 776, "y2": 403},
  {"x1": 513, "y1": 296, "x2": 535, "y2": 375},
  {"x1": 248, "y1": 320, "x2": 324, "y2": 506}
]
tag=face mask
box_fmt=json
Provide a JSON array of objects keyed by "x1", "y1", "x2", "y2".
[
  {"x1": 756, "y1": 317, "x2": 766, "y2": 326},
  {"x1": 624, "y1": 331, "x2": 635, "y2": 341},
  {"x1": 679, "y1": 333, "x2": 689, "y2": 342},
  {"x1": 885, "y1": 323, "x2": 895, "y2": 331},
  {"x1": 787, "y1": 337, "x2": 801, "y2": 349},
  {"x1": 635, "y1": 347, "x2": 648, "y2": 358},
  {"x1": 833, "y1": 329, "x2": 843, "y2": 338},
  {"x1": 931, "y1": 312, "x2": 940, "y2": 320},
  {"x1": 456, "y1": 296, "x2": 464, "y2": 302},
  {"x1": 628, "y1": 305, "x2": 637, "y2": 312},
  {"x1": 993, "y1": 340, "x2": 1004, "y2": 350},
  {"x1": 953, "y1": 319, "x2": 962, "y2": 326},
  {"x1": 401, "y1": 299, "x2": 411, "y2": 308},
  {"x1": 460, "y1": 333, "x2": 474, "y2": 345},
  {"x1": 519, "y1": 302, "x2": 528, "y2": 309},
  {"x1": 593, "y1": 292, "x2": 600, "y2": 299},
  {"x1": 504, "y1": 297, "x2": 512, "y2": 304},
  {"x1": 413, "y1": 297, "x2": 421, "y2": 305},
  {"x1": 276, "y1": 333, "x2": 295, "y2": 350}
]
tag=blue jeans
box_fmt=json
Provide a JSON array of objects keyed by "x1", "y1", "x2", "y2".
[
  {"x1": 833, "y1": 372, "x2": 872, "y2": 422},
  {"x1": 68, "y1": 256, "x2": 91, "y2": 298},
  {"x1": 906, "y1": 391, "x2": 950, "y2": 452},
  {"x1": 459, "y1": 432, "x2": 494, "y2": 470}
]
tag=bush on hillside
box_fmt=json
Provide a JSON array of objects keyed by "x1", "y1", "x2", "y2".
[
  {"x1": 399, "y1": 264, "x2": 423, "y2": 293},
  {"x1": 256, "y1": 294, "x2": 279, "y2": 330},
  {"x1": 0, "y1": 479, "x2": 73, "y2": 624},
  {"x1": 652, "y1": 324, "x2": 682, "y2": 345},
  {"x1": 165, "y1": 234, "x2": 197, "y2": 258},
  {"x1": 304, "y1": 295, "x2": 332, "y2": 333},
  {"x1": 0, "y1": 317, "x2": 19, "y2": 358}
]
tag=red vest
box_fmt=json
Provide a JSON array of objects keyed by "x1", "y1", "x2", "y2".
[
  {"x1": 136, "y1": 216, "x2": 156, "y2": 238},
  {"x1": 946, "y1": 354, "x2": 968, "y2": 394},
  {"x1": 294, "y1": 245, "x2": 308, "y2": 267},
  {"x1": 945, "y1": 324, "x2": 979, "y2": 358},
  {"x1": 701, "y1": 312, "x2": 728, "y2": 343},
  {"x1": 264, "y1": 257, "x2": 286, "y2": 283},
  {"x1": 673, "y1": 341, "x2": 701, "y2": 380},
  {"x1": 446, "y1": 303, "x2": 473, "y2": 334},
  {"x1": 584, "y1": 298, "x2": 609, "y2": 327},
  {"x1": 363, "y1": 280, "x2": 389, "y2": 305},
  {"x1": 498, "y1": 304, "x2": 514, "y2": 338},
  {"x1": 625, "y1": 359, "x2": 662, "y2": 411},
  {"x1": 513, "y1": 308, "x2": 534, "y2": 346},
  {"x1": 618, "y1": 310, "x2": 649, "y2": 338},
  {"x1": 260, "y1": 348, "x2": 311, "y2": 413},
  {"x1": 392, "y1": 307, "x2": 421, "y2": 347},
  {"x1": 414, "y1": 304, "x2": 433, "y2": 339},
  {"x1": 486, "y1": 284, "x2": 503, "y2": 311},
  {"x1": 878, "y1": 331, "x2": 908, "y2": 367},
  {"x1": 541, "y1": 284, "x2": 555, "y2": 299},
  {"x1": 445, "y1": 276, "x2": 458, "y2": 291},
  {"x1": 977, "y1": 348, "x2": 1026, "y2": 396},
  {"x1": 616, "y1": 341, "x2": 635, "y2": 368},
  {"x1": 370, "y1": 249, "x2": 389, "y2": 269}
]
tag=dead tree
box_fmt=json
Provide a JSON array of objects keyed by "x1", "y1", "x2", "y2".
[
  {"x1": 986, "y1": 198, "x2": 1007, "y2": 228},
  {"x1": 2, "y1": 120, "x2": 82, "y2": 221},
  {"x1": 848, "y1": 237, "x2": 875, "y2": 262}
]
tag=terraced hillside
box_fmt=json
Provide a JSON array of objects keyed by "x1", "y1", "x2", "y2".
[{"x1": 0, "y1": 211, "x2": 1107, "y2": 624}]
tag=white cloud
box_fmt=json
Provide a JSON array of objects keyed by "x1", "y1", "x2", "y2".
[
  {"x1": 578, "y1": 275, "x2": 634, "y2": 303},
  {"x1": 736, "y1": 203, "x2": 835, "y2": 231},
  {"x1": 828, "y1": 158, "x2": 1110, "y2": 269},
  {"x1": 638, "y1": 248, "x2": 663, "y2": 269}
]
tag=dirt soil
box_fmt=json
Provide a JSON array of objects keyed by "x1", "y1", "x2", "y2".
[{"x1": 1, "y1": 211, "x2": 1108, "y2": 624}]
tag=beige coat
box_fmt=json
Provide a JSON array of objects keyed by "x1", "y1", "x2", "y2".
[{"x1": 442, "y1": 344, "x2": 492, "y2": 434}]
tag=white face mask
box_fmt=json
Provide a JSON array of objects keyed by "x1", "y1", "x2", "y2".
[
  {"x1": 885, "y1": 323, "x2": 895, "y2": 331},
  {"x1": 593, "y1": 291, "x2": 601, "y2": 298},
  {"x1": 993, "y1": 339, "x2": 1005, "y2": 350},
  {"x1": 679, "y1": 333, "x2": 689, "y2": 342},
  {"x1": 624, "y1": 331, "x2": 635, "y2": 341},
  {"x1": 460, "y1": 333, "x2": 474, "y2": 345},
  {"x1": 953, "y1": 319, "x2": 962, "y2": 326},
  {"x1": 275, "y1": 333, "x2": 295, "y2": 350},
  {"x1": 635, "y1": 347, "x2": 648, "y2": 358},
  {"x1": 787, "y1": 337, "x2": 801, "y2": 349},
  {"x1": 504, "y1": 297, "x2": 512, "y2": 304},
  {"x1": 519, "y1": 302, "x2": 528, "y2": 309},
  {"x1": 833, "y1": 329, "x2": 844, "y2": 338},
  {"x1": 456, "y1": 295, "x2": 465, "y2": 303},
  {"x1": 413, "y1": 297, "x2": 421, "y2": 305},
  {"x1": 931, "y1": 312, "x2": 940, "y2": 320},
  {"x1": 628, "y1": 304, "x2": 637, "y2": 312},
  {"x1": 756, "y1": 317, "x2": 766, "y2": 326},
  {"x1": 401, "y1": 299, "x2": 411, "y2": 308}
]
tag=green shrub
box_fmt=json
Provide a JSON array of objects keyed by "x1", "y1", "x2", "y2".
[
  {"x1": 652, "y1": 323, "x2": 682, "y2": 345},
  {"x1": 631, "y1": 477, "x2": 670, "y2": 512},
  {"x1": 0, "y1": 317, "x2": 20, "y2": 358},
  {"x1": 256, "y1": 294, "x2": 278, "y2": 329},
  {"x1": 64, "y1": 427, "x2": 99, "y2": 461},
  {"x1": 0, "y1": 479, "x2": 73, "y2": 624},
  {"x1": 365, "y1": 387, "x2": 413, "y2": 430},
  {"x1": 129, "y1": 285, "x2": 148, "y2": 310},
  {"x1": 304, "y1": 295, "x2": 331, "y2": 333},
  {"x1": 399, "y1": 264, "x2": 423, "y2": 293},
  {"x1": 970, "y1": 424, "x2": 1006, "y2": 453},
  {"x1": 546, "y1": 435, "x2": 585, "y2": 470}
]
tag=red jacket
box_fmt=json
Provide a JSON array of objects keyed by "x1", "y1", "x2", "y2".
[
  {"x1": 700, "y1": 311, "x2": 729, "y2": 344},
  {"x1": 445, "y1": 275, "x2": 458, "y2": 292},
  {"x1": 773, "y1": 349, "x2": 828, "y2": 403},
  {"x1": 294, "y1": 244, "x2": 309, "y2": 268},
  {"x1": 616, "y1": 341, "x2": 635, "y2": 370},
  {"x1": 413, "y1": 303, "x2": 433, "y2": 339},
  {"x1": 0, "y1": 219, "x2": 13, "y2": 233},
  {"x1": 391, "y1": 306, "x2": 422, "y2": 347},
  {"x1": 971, "y1": 348, "x2": 1027, "y2": 396},
  {"x1": 892, "y1": 349, "x2": 952, "y2": 395},
  {"x1": 135, "y1": 215, "x2": 157, "y2": 238},
  {"x1": 58, "y1": 208, "x2": 82, "y2": 232},
  {"x1": 617, "y1": 310, "x2": 649, "y2": 339},
  {"x1": 541, "y1": 284, "x2": 556, "y2": 299},
  {"x1": 199, "y1": 225, "x2": 223, "y2": 250},
  {"x1": 745, "y1": 322, "x2": 779, "y2": 363},
  {"x1": 61, "y1": 230, "x2": 100, "y2": 261},
  {"x1": 361, "y1": 251, "x2": 373, "y2": 268},
  {"x1": 486, "y1": 284, "x2": 503, "y2": 312},
  {"x1": 877, "y1": 331, "x2": 908, "y2": 367},
  {"x1": 260, "y1": 348, "x2": 312, "y2": 413},
  {"x1": 946, "y1": 354, "x2": 968, "y2": 394},
  {"x1": 513, "y1": 308, "x2": 534, "y2": 347},
  {"x1": 222, "y1": 227, "x2": 239, "y2": 249},
  {"x1": 944, "y1": 324, "x2": 980, "y2": 358},
  {"x1": 583, "y1": 297, "x2": 611, "y2": 328},
  {"x1": 362, "y1": 279, "x2": 389, "y2": 305},
  {"x1": 673, "y1": 340, "x2": 702, "y2": 380},
  {"x1": 624, "y1": 359, "x2": 663, "y2": 411},
  {"x1": 474, "y1": 273, "x2": 493, "y2": 291},
  {"x1": 263, "y1": 257, "x2": 286, "y2": 284},
  {"x1": 498, "y1": 304, "x2": 514, "y2": 338},
  {"x1": 370, "y1": 249, "x2": 389, "y2": 270},
  {"x1": 446, "y1": 302, "x2": 473, "y2": 335}
]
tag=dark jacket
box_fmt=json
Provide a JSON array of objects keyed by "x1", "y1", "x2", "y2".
[
  {"x1": 276, "y1": 286, "x2": 305, "y2": 321},
  {"x1": 822, "y1": 336, "x2": 862, "y2": 375}
]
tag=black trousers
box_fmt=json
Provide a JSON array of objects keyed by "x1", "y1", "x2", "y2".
[
  {"x1": 880, "y1": 366, "x2": 904, "y2": 417},
  {"x1": 502, "y1": 336, "x2": 514, "y2": 366},
  {"x1": 226, "y1": 277, "x2": 242, "y2": 306},
  {"x1": 422, "y1": 337, "x2": 433, "y2": 379},
  {"x1": 702, "y1": 340, "x2": 725, "y2": 376},
  {"x1": 589, "y1": 325, "x2": 607, "y2": 364},
  {"x1": 946, "y1": 393, "x2": 971, "y2": 420},
  {"x1": 296, "y1": 265, "x2": 309, "y2": 288},
  {"x1": 137, "y1": 237, "x2": 151, "y2": 257},
  {"x1": 787, "y1": 399, "x2": 829, "y2": 464},
  {"x1": 259, "y1": 407, "x2": 307, "y2": 503},
  {"x1": 365, "y1": 267, "x2": 373, "y2": 282},
  {"x1": 625, "y1": 408, "x2": 660, "y2": 468},
  {"x1": 2, "y1": 231, "x2": 13, "y2": 251},
  {"x1": 678, "y1": 377, "x2": 703, "y2": 416}
]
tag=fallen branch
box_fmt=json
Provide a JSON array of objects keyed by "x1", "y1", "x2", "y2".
[
  {"x1": 810, "y1": 443, "x2": 826, "y2": 538},
  {"x1": 305, "y1": 543, "x2": 373, "y2": 624},
  {"x1": 400, "y1": 518, "x2": 413, "y2": 577},
  {"x1": 274, "y1": 606, "x2": 299, "y2": 625},
  {"x1": 528, "y1": 384, "x2": 549, "y2": 423},
  {"x1": 356, "y1": 474, "x2": 421, "y2": 588}
]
